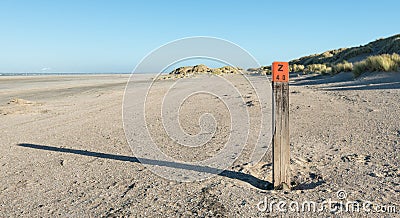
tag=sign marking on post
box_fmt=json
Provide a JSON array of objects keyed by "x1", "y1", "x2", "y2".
[{"x1": 272, "y1": 62, "x2": 289, "y2": 82}]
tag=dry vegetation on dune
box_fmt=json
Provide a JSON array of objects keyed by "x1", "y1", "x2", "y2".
[
  {"x1": 304, "y1": 64, "x2": 332, "y2": 75},
  {"x1": 353, "y1": 53, "x2": 400, "y2": 77},
  {"x1": 249, "y1": 66, "x2": 271, "y2": 75},
  {"x1": 160, "y1": 64, "x2": 243, "y2": 79},
  {"x1": 289, "y1": 64, "x2": 305, "y2": 73},
  {"x1": 289, "y1": 53, "x2": 399, "y2": 77},
  {"x1": 332, "y1": 61, "x2": 353, "y2": 74},
  {"x1": 290, "y1": 34, "x2": 400, "y2": 66},
  {"x1": 248, "y1": 34, "x2": 400, "y2": 77}
]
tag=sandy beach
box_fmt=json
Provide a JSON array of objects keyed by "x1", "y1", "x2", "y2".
[{"x1": 0, "y1": 73, "x2": 399, "y2": 217}]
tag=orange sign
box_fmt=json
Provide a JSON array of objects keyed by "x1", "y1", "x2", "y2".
[{"x1": 272, "y1": 62, "x2": 289, "y2": 82}]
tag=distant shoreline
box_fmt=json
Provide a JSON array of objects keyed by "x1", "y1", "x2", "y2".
[{"x1": 0, "y1": 72, "x2": 140, "y2": 76}]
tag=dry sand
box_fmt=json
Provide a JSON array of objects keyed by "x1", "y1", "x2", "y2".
[{"x1": 0, "y1": 73, "x2": 399, "y2": 217}]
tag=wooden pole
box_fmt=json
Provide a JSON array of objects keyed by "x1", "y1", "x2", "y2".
[{"x1": 272, "y1": 62, "x2": 290, "y2": 190}]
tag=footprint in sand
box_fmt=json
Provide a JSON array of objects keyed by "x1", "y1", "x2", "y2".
[
  {"x1": 340, "y1": 154, "x2": 371, "y2": 164},
  {"x1": 234, "y1": 162, "x2": 272, "y2": 182}
]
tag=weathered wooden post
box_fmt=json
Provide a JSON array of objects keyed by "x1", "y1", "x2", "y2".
[{"x1": 272, "y1": 62, "x2": 290, "y2": 190}]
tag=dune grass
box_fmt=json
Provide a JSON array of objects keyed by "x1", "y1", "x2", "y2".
[
  {"x1": 290, "y1": 34, "x2": 400, "y2": 67},
  {"x1": 353, "y1": 53, "x2": 400, "y2": 77},
  {"x1": 304, "y1": 64, "x2": 332, "y2": 75},
  {"x1": 332, "y1": 61, "x2": 353, "y2": 75},
  {"x1": 290, "y1": 64, "x2": 305, "y2": 72}
]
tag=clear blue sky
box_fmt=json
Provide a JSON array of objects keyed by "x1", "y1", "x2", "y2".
[{"x1": 1, "y1": 0, "x2": 399, "y2": 73}]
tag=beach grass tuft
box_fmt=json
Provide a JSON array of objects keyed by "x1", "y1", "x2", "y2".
[{"x1": 353, "y1": 53, "x2": 400, "y2": 77}]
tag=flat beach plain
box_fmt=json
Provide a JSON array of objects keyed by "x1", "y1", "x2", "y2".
[{"x1": 0, "y1": 73, "x2": 399, "y2": 217}]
